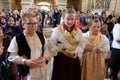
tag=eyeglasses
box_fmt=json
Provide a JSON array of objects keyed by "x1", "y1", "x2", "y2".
[{"x1": 25, "y1": 22, "x2": 38, "y2": 26}]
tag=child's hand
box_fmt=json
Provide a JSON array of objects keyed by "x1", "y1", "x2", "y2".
[
  {"x1": 117, "y1": 40, "x2": 120, "y2": 43},
  {"x1": 85, "y1": 44, "x2": 93, "y2": 51}
]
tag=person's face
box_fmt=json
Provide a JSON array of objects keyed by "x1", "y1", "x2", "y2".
[
  {"x1": 23, "y1": 17, "x2": 37, "y2": 36},
  {"x1": 90, "y1": 22, "x2": 101, "y2": 35},
  {"x1": 76, "y1": 19, "x2": 80, "y2": 24},
  {"x1": 54, "y1": 6, "x2": 58, "y2": 11},
  {"x1": 63, "y1": 13, "x2": 75, "y2": 28},
  {"x1": 107, "y1": 19, "x2": 111, "y2": 23},
  {"x1": 36, "y1": 15, "x2": 41, "y2": 23},
  {"x1": 0, "y1": 42, "x2": 4, "y2": 55},
  {"x1": 7, "y1": 17, "x2": 15, "y2": 26},
  {"x1": 1, "y1": 17, "x2": 6, "y2": 24}
]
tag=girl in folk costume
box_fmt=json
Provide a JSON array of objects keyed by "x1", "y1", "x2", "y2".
[
  {"x1": 81, "y1": 19, "x2": 110, "y2": 80},
  {"x1": 49, "y1": 9, "x2": 86, "y2": 80}
]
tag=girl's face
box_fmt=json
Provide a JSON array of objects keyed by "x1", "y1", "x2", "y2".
[
  {"x1": 7, "y1": 17, "x2": 15, "y2": 26},
  {"x1": 90, "y1": 22, "x2": 101, "y2": 35},
  {"x1": 63, "y1": 13, "x2": 75, "y2": 28},
  {"x1": 76, "y1": 19, "x2": 80, "y2": 24},
  {"x1": 0, "y1": 42, "x2": 4, "y2": 55}
]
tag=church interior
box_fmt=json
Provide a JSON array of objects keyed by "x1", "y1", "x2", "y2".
[
  {"x1": 0, "y1": 0, "x2": 120, "y2": 80},
  {"x1": 0, "y1": 0, "x2": 119, "y2": 15}
]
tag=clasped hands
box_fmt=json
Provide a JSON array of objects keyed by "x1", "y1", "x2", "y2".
[
  {"x1": 24, "y1": 56, "x2": 47, "y2": 68},
  {"x1": 85, "y1": 44, "x2": 101, "y2": 53},
  {"x1": 117, "y1": 40, "x2": 120, "y2": 43}
]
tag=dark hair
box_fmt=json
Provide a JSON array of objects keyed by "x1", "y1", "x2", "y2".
[
  {"x1": 89, "y1": 18, "x2": 101, "y2": 27},
  {"x1": 4, "y1": 15, "x2": 16, "y2": 31},
  {"x1": 6, "y1": 15, "x2": 15, "y2": 22},
  {"x1": 117, "y1": 16, "x2": 120, "y2": 24}
]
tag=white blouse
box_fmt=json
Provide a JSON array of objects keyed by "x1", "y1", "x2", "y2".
[
  {"x1": 112, "y1": 23, "x2": 120, "y2": 49},
  {"x1": 83, "y1": 31, "x2": 110, "y2": 58},
  {"x1": 49, "y1": 27, "x2": 86, "y2": 59}
]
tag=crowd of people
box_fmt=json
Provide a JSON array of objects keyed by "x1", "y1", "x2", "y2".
[{"x1": 0, "y1": 5, "x2": 120, "y2": 80}]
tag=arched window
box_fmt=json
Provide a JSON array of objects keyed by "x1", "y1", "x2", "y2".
[{"x1": 37, "y1": 2, "x2": 51, "y2": 11}]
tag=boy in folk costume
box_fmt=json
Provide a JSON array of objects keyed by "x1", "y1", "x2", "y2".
[
  {"x1": 81, "y1": 19, "x2": 110, "y2": 80},
  {"x1": 7, "y1": 13, "x2": 51, "y2": 80},
  {"x1": 49, "y1": 9, "x2": 86, "y2": 80}
]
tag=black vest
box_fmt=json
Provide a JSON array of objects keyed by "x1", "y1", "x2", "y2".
[{"x1": 16, "y1": 32, "x2": 45, "y2": 77}]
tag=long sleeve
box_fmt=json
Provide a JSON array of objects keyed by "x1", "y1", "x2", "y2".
[
  {"x1": 112, "y1": 23, "x2": 120, "y2": 49},
  {"x1": 100, "y1": 35, "x2": 110, "y2": 58},
  {"x1": 49, "y1": 28, "x2": 61, "y2": 56},
  {"x1": 49, "y1": 27, "x2": 86, "y2": 59},
  {"x1": 75, "y1": 31, "x2": 86, "y2": 59},
  {"x1": 44, "y1": 37, "x2": 53, "y2": 61}
]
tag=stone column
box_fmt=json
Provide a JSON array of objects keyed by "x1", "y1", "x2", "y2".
[
  {"x1": 21, "y1": 0, "x2": 34, "y2": 10},
  {"x1": 109, "y1": 0, "x2": 116, "y2": 11},
  {"x1": 0, "y1": 0, "x2": 3, "y2": 10},
  {"x1": 113, "y1": 0, "x2": 120, "y2": 17},
  {"x1": 81, "y1": 0, "x2": 88, "y2": 12},
  {"x1": 109, "y1": 0, "x2": 120, "y2": 17},
  {"x1": 55, "y1": 0, "x2": 67, "y2": 10},
  {"x1": 2, "y1": 0, "x2": 11, "y2": 10}
]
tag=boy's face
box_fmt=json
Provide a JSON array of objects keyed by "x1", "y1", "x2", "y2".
[
  {"x1": 23, "y1": 17, "x2": 37, "y2": 36},
  {"x1": 0, "y1": 42, "x2": 4, "y2": 55}
]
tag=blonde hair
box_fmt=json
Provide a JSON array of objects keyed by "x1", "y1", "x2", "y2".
[
  {"x1": 62, "y1": 8, "x2": 76, "y2": 18},
  {"x1": 22, "y1": 13, "x2": 36, "y2": 24},
  {"x1": 89, "y1": 18, "x2": 101, "y2": 27}
]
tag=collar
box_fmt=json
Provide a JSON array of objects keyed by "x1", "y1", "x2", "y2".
[
  {"x1": 23, "y1": 30, "x2": 37, "y2": 37},
  {"x1": 62, "y1": 23, "x2": 77, "y2": 32}
]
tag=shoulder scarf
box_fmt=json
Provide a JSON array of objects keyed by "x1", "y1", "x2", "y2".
[
  {"x1": 58, "y1": 25, "x2": 79, "y2": 55},
  {"x1": 58, "y1": 25, "x2": 79, "y2": 46},
  {"x1": 87, "y1": 31, "x2": 103, "y2": 47}
]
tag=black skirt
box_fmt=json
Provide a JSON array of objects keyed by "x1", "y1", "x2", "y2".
[
  {"x1": 109, "y1": 48, "x2": 120, "y2": 68},
  {"x1": 51, "y1": 53, "x2": 81, "y2": 80}
]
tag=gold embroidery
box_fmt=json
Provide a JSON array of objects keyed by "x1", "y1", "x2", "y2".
[
  {"x1": 65, "y1": 48, "x2": 75, "y2": 55},
  {"x1": 88, "y1": 31, "x2": 103, "y2": 47},
  {"x1": 22, "y1": 54, "x2": 27, "y2": 59},
  {"x1": 59, "y1": 25, "x2": 78, "y2": 46},
  {"x1": 58, "y1": 25, "x2": 79, "y2": 55}
]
